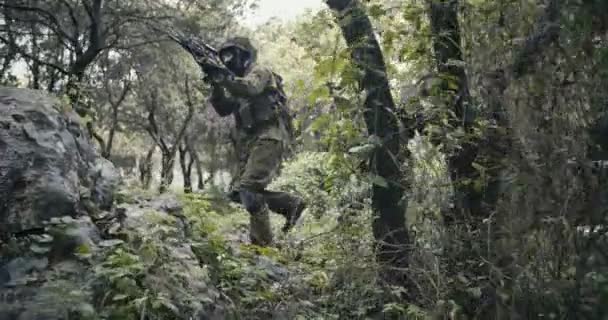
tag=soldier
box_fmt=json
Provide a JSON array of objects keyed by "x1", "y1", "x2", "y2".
[{"x1": 206, "y1": 37, "x2": 307, "y2": 246}]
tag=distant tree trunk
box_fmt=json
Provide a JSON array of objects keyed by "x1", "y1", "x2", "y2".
[
  {"x1": 139, "y1": 146, "x2": 155, "y2": 189},
  {"x1": 207, "y1": 144, "x2": 220, "y2": 186},
  {"x1": 204, "y1": 171, "x2": 216, "y2": 186},
  {"x1": 101, "y1": 101, "x2": 120, "y2": 159},
  {"x1": 46, "y1": 47, "x2": 64, "y2": 92},
  {"x1": 195, "y1": 155, "x2": 204, "y2": 190},
  {"x1": 325, "y1": 0, "x2": 411, "y2": 287},
  {"x1": 0, "y1": 5, "x2": 16, "y2": 83},
  {"x1": 159, "y1": 151, "x2": 175, "y2": 193},
  {"x1": 101, "y1": 80, "x2": 130, "y2": 159},
  {"x1": 86, "y1": 121, "x2": 106, "y2": 154},
  {"x1": 186, "y1": 159, "x2": 194, "y2": 193},
  {"x1": 28, "y1": 21, "x2": 41, "y2": 90},
  {"x1": 46, "y1": 67, "x2": 59, "y2": 92},
  {"x1": 143, "y1": 78, "x2": 195, "y2": 194},
  {"x1": 179, "y1": 142, "x2": 194, "y2": 193},
  {"x1": 186, "y1": 139, "x2": 204, "y2": 191}
]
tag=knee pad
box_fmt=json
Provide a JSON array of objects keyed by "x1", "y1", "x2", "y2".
[{"x1": 239, "y1": 189, "x2": 265, "y2": 214}]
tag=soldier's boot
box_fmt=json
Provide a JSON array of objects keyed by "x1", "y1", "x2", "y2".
[
  {"x1": 240, "y1": 189, "x2": 273, "y2": 246},
  {"x1": 249, "y1": 206, "x2": 273, "y2": 246},
  {"x1": 263, "y1": 191, "x2": 307, "y2": 233}
]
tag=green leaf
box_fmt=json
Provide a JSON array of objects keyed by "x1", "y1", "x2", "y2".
[
  {"x1": 348, "y1": 143, "x2": 375, "y2": 155},
  {"x1": 446, "y1": 59, "x2": 467, "y2": 68},
  {"x1": 467, "y1": 287, "x2": 483, "y2": 299},
  {"x1": 383, "y1": 302, "x2": 406, "y2": 314},
  {"x1": 112, "y1": 294, "x2": 129, "y2": 302},
  {"x1": 368, "y1": 4, "x2": 385, "y2": 18},
  {"x1": 33, "y1": 234, "x2": 54, "y2": 244},
  {"x1": 30, "y1": 243, "x2": 51, "y2": 254},
  {"x1": 370, "y1": 175, "x2": 389, "y2": 188},
  {"x1": 457, "y1": 273, "x2": 470, "y2": 285},
  {"x1": 471, "y1": 162, "x2": 486, "y2": 173},
  {"x1": 307, "y1": 86, "x2": 330, "y2": 105},
  {"x1": 99, "y1": 239, "x2": 125, "y2": 247},
  {"x1": 76, "y1": 244, "x2": 91, "y2": 255},
  {"x1": 447, "y1": 79, "x2": 460, "y2": 91}
]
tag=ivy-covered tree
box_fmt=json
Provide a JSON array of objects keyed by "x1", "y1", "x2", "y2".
[{"x1": 324, "y1": 0, "x2": 411, "y2": 287}]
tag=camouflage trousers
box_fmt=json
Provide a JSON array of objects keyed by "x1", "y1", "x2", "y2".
[{"x1": 232, "y1": 136, "x2": 303, "y2": 246}]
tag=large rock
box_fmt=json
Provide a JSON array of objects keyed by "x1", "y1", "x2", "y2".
[
  {"x1": 0, "y1": 195, "x2": 221, "y2": 319},
  {"x1": 0, "y1": 87, "x2": 119, "y2": 237}
]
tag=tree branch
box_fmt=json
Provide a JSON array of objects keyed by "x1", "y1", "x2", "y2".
[
  {"x1": 70, "y1": 0, "x2": 105, "y2": 77},
  {"x1": 0, "y1": 35, "x2": 69, "y2": 75},
  {"x1": 0, "y1": 2, "x2": 78, "y2": 44},
  {"x1": 170, "y1": 77, "x2": 195, "y2": 155},
  {"x1": 86, "y1": 121, "x2": 106, "y2": 151},
  {"x1": 58, "y1": 0, "x2": 81, "y2": 49},
  {"x1": 146, "y1": 98, "x2": 169, "y2": 153}
]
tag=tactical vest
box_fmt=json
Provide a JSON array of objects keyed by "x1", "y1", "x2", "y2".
[{"x1": 235, "y1": 72, "x2": 291, "y2": 136}]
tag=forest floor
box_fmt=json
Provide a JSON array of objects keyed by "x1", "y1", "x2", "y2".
[{"x1": 105, "y1": 187, "x2": 373, "y2": 319}]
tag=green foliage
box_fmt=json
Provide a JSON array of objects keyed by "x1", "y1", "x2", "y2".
[
  {"x1": 93, "y1": 222, "x2": 189, "y2": 319},
  {"x1": 270, "y1": 151, "x2": 369, "y2": 219}
]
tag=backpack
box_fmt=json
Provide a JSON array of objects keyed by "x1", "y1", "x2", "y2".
[{"x1": 270, "y1": 72, "x2": 296, "y2": 144}]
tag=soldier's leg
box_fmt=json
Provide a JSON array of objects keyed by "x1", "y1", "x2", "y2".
[
  {"x1": 240, "y1": 138, "x2": 284, "y2": 246},
  {"x1": 229, "y1": 132, "x2": 249, "y2": 204},
  {"x1": 239, "y1": 189, "x2": 272, "y2": 246},
  {"x1": 263, "y1": 191, "x2": 306, "y2": 233}
]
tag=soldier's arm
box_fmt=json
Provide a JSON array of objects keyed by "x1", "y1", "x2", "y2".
[
  {"x1": 221, "y1": 68, "x2": 272, "y2": 97},
  {"x1": 210, "y1": 85, "x2": 238, "y2": 117}
]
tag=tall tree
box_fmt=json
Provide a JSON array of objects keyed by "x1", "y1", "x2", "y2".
[
  {"x1": 325, "y1": 0, "x2": 411, "y2": 286},
  {"x1": 89, "y1": 51, "x2": 133, "y2": 159},
  {"x1": 428, "y1": 0, "x2": 485, "y2": 224}
]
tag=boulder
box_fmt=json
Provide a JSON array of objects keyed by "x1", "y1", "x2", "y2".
[
  {"x1": 0, "y1": 195, "x2": 221, "y2": 319},
  {"x1": 0, "y1": 87, "x2": 119, "y2": 237}
]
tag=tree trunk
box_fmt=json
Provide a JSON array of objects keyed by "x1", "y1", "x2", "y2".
[
  {"x1": 67, "y1": 71, "x2": 88, "y2": 117},
  {"x1": 428, "y1": 0, "x2": 487, "y2": 225},
  {"x1": 179, "y1": 143, "x2": 193, "y2": 193},
  {"x1": 139, "y1": 146, "x2": 155, "y2": 189},
  {"x1": 0, "y1": 5, "x2": 16, "y2": 83},
  {"x1": 144, "y1": 78, "x2": 195, "y2": 194},
  {"x1": 46, "y1": 47, "x2": 63, "y2": 92},
  {"x1": 29, "y1": 21, "x2": 41, "y2": 90},
  {"x1": 195, "y1": 154, "x2": 204, "y2": 190},
  {"x1": 186, "y1": 157, "x2": 194, "y2": 192},
  {"x1": 159, "y1": 152, "x2": 175, "y2": 193},
  {"x1": 185, "y1": 139, "x2": 204, "y2": 191},
  {"x1": 102, "y1": 108, "x2": 118, "y2": 159},
  {"x1": 325, "y1": 0, "x2": 410, "y2": 287}
]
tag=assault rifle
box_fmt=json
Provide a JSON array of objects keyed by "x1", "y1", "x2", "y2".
[{"x1": 149, "y1": 23, "x2": 234, "y2": 83}]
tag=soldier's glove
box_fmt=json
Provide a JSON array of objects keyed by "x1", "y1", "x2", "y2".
[
  {"x1": 202, "y1": 69, "x2": 234, "y2": 85},
  {"x1": 202, "y1": 67, "x2": 222, "y2": 84},
  {"x1": 202, "y1": 73, "x2": 221, "y2": 84},
  {"x1": 200, "y1": 59, "x2": 225, "y2": 83}
]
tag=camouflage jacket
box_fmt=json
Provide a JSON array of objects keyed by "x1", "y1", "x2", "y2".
[{"x1": 210, "y1": 38, "x2": 289, "y2": 144}]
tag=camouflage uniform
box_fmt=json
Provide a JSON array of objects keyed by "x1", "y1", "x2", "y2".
[{"x1": 210, "y1": 37, "x2": 306, "y2": 246}]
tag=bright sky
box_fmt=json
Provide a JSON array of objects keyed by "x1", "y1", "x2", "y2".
[{"x1": 243, "y1": 0, "x2": 325, "y2": 27}]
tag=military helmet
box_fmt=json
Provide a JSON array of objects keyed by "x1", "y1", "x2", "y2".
[{"x1": 219, "y1": 37, "x2": 257, "y2": 75}]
